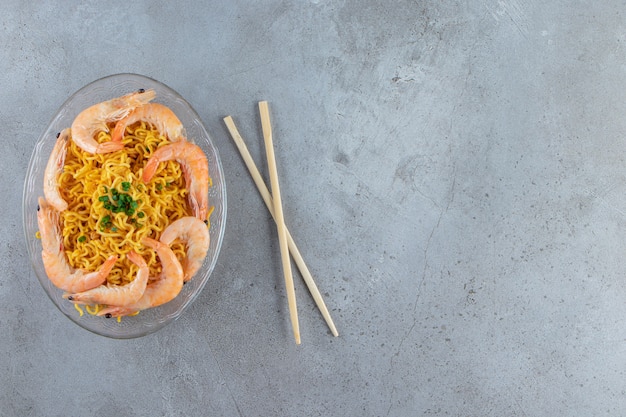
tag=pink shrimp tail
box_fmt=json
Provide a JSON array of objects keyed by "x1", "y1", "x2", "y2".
[
  {"x1": 141, "y1": 145, "x2": 175, "y2": 182},
  {"x1": 141, "y1": 159, "x2": 158, "y2": 183},
  {"x1": 141, "y1": 237, "x2": 162, "y2": 250},
  {"x1": 126, "y1": 250, "x2": 146, "y2": 267},
  {"x1": 73, "y1": 255, "x2": 118, "y2": 293},
  {"x1": 111, "y1": 122, "x2": 126, "y2": 142},
  {"x1": 89, "y1": 255, "x2": 118, "y2": 283},
  {"x1": 96, "y1": 140, "x2": 125, "y2": 154},
  {"x1": 142, "y1": 144, "x2": 177, "y2": 183},
  {"x1": 99, "y1": 253, "x2": 117, "y2": 266}
]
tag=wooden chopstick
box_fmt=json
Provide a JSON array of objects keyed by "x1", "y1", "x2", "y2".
[
  {"x1": 258, "y1": 101, "x2": 301, "y2": 345},
  {"x1": 223, "y1": 115, "x2": 339, "y2": 337}
]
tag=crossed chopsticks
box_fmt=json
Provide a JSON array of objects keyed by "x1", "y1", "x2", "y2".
[{"x1": 224, "y1": 102, "x2": 338, "y2": 344}]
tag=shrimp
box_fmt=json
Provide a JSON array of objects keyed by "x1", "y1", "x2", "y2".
[
  {"x1": 70, "y1": 88, "x2": 156, "y2": 154},
  {"x1": 43, "y1": 129, "x2": 69, "y2": 212},
  {"x1": 111, "y1": 103, "x2": 186, "y2": 143},
  {"x1": 142, "y1": 141, "x2": 209, "y2": 221},
  {"x1": 159, "y1": 216, "x2": 210, "y2": 282},
  {"x1": 98, "y1": 237, "x2": 183, "y2": 318},
  {"x1": 64, "y1": 251, "x2": 148, "y2": 306},
  {"x1": 37, "y1": 197, "x2": 117, "y2": 292}
]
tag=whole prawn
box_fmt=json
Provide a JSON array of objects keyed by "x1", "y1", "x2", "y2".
[
  {"x1": 98, "y1": 237, "x2": 183, "y2": 318},
  {"x1": 43, "y1": 129, "x2": 69, "y2": 212},
  {"x1": 64, "y1": 251, "x2": 148, "y2": 306},
  {"x1": 71, "y1": 89, "x2": 156, "y2": 154},
  {"x1": 111, "y1": 102, "x2": 186, "y2": 143},
  {"x1": 37, "y1": 197, "x2": 117, "y2": 292},
  {"x1": 142, "y1": 141, "x2": 209, "y2": 221},
  {"x1": 160, "y1": 216, "x2": 210, "y2": 282}
]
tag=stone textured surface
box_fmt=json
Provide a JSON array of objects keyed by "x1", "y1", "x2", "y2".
[{"x1": 2, "y1": 0, "x2": 626, "y2": 415}]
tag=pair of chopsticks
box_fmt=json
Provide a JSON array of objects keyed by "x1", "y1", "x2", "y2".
[{"x1": 224, "y1": 102, "x2": 338, "y2": 344}]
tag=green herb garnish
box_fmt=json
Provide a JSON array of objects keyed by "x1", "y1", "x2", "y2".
[{"x1": 98, "y1": 184, "x2": 144, "y2": 228}]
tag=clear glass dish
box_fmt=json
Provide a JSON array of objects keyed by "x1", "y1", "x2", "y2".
[{"x1": 22, "y1": 73, "x2": 227, "y2": 339}]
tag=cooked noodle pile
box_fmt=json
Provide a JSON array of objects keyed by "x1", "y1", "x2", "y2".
[{"x1": 59, "y1": 121, "x2": 189, "y2": 285}]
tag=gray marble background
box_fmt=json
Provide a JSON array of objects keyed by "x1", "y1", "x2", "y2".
[{"x1": 2, "y1": 1, "x2": 626, "y2": 415}]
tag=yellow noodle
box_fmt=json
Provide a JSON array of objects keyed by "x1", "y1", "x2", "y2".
[
  {"x1": 206, "y1": 205, "x2": 215, "y2": 229},
  {"x1": 85, "y1": 304, "x2": 101, "y2": 315},
  {"x1": 59, "y1": 122, "x2": 193, "y2": 286},
  {"x1": 74, "y1": 303, "x2": 84, "y2": 316}
]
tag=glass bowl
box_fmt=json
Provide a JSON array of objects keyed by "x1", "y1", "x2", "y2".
[{"x1": 22, "y1": 73, "x2": 227, "y2": 339}]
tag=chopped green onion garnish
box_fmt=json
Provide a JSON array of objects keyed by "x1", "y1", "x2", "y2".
[
  {"x1": 99, "y1": 185, "x2": 146, "y2": 227},
  {"x1": 78, "y1": 236, "x2": 86, "y2": 243}
]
